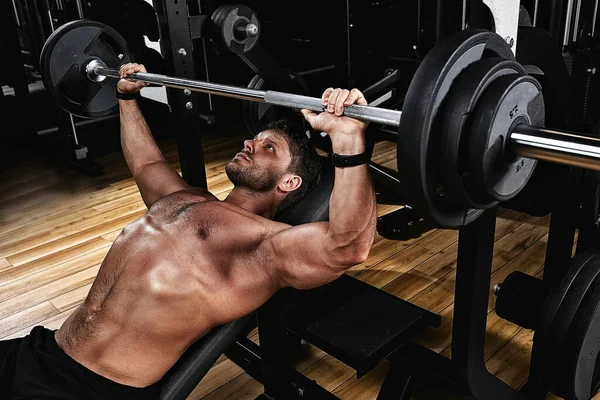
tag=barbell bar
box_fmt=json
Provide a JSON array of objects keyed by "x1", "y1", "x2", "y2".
[
  {"x1": 90, "y1": 62, "x2": 600, "y2": 173},
  {"x1": 92, "y1": 63, "x2": 403, "y2": 127}
]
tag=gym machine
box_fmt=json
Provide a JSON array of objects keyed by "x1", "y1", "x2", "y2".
[{"x1": 38, "y1": 8, "x2": 600, "y2": 396}]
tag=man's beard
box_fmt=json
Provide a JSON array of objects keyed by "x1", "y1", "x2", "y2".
[{"x1": 225, "y1": 160, "x2": 282, "y2": 193}]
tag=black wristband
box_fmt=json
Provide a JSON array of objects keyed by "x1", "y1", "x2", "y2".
[
  {"x1": 331, "y1": 151, "x2": 371, "y2": 168},
  {"x1": 115, "y1": 89, "x2": 140, "y2": 101}
]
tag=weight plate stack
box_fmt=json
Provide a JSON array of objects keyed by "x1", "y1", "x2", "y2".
[
  {"x1": 563, "y1": 273, "x2": 600, "y2": 400},
  {"x1": 529, "y1": 250, "x2": 600, "y2": 399},
  {"x1": 439, "y1": 57, "x2": 527, "y2": 210},
  {"x1": 397, "y1": 29, "x2": 514, "y2": 228},
  {"x1": 468, "y1": 74, "x2": 543, "y2": 206},
  {"x1": 40, "y1": 19, "x2": 133, "y2": 118},
  {"x1": 210, "y1": 4, "x2": 260, "y2": 55}
]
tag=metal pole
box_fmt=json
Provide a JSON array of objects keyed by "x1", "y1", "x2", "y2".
[
  {"x1": 93, "y1": 66, "x2": 404, "y2": 127},
  {"x1": 573, "y1": 0, "x2": 582, "y2": 42},
  {"x1": 11, "y1": 0, "x2": 20, "y2": 27},
  {"x1": 563, "y1": 0, "x2": 575, "y2": 46},
  {"x1": 511, "y1": 124, "x2": 600, "y2": 171},
  {"x1": 593, "y1": 0, "x2": 599, "y2": 36},
  {"x1": 75, "y1": 0, "x2": 84, "y2": 19}
]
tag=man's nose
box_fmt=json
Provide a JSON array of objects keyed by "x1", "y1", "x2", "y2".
[{"x1": 243, "y1": 139, "x2": 255, "y2": 153}]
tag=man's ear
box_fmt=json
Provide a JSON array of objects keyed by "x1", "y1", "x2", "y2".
[{"x1": 278, "y1": 174, "x2": 302, "y2": 193}]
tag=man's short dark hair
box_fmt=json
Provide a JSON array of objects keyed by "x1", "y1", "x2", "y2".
[{"x1": 263, "y1": 119, "x2": 322, "y2": 212}]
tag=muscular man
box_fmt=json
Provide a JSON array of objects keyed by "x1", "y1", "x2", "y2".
[{"x1": 0, "y1": 63, "x2": 377, "y2": 399}]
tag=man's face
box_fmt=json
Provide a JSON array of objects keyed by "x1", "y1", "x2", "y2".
[{"x1": 225, "y1": 130, "x2": 293, "y2": 192}]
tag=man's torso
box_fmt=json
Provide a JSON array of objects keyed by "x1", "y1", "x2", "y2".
[{"x1": 55, "y1": 190, "x2": 287, "y2": 387}]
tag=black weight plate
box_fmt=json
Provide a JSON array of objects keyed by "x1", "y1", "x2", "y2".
[
  {"x1": 563, "y1": 271, "x2": 600, "y2": 400},
  {"x1": 217, "y1": 5, "x2": 236, "y2": 31},
  {"x1": 40, "y1": 20, "x2": 133, "y2": 118},
  {"x1": 530, "y1": 250, "x2": 598, "y2": 385},
  {"x1": 211, "y1": 4, "x2": 232, "y2": 28},
  {"x1": 242, "y1": 71, "x2": 310, "y2": 136},
  {"x1": 468, "y1": 74, "x2": 543, "y2": 206},
  {"x1": 209, "y1": 5, "x2": 231, "y2": 51},
  {"x1": 211, "y1": 4, "x2": 236, "y2": 54},
  {"x1": 221, "y1": 5, "x2": 260, "y2": 54},
  {"x1": 495, "y1": 270, "x2": 548, "y2": 329},
  {"x1": 543, "y1": 251, "x2": 600, "y2": 394},
  {"x1": 397, "y1": 29, "x2": 514, "y2": 228},
  {"x1": 439, "y1": 57, "x2": 526, "y2": 209}
]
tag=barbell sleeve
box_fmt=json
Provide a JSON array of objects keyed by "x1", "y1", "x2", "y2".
[
  {"x1": 510, "y1": 124, "x2": 600, "y2": 172},
  {"x1": 93, "y1": 66, "x2": 403, "y2": 126},
  {"x1": 94, "y1": 63, "x2": 600, "y2": 172}
]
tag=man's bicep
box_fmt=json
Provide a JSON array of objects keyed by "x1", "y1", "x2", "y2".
[
  {"x1": 134, "y1": 161, "x2": 191, "y2": 207},
  {"x1": 270, "y1": 222, "x2": 343, "y2": 290}
]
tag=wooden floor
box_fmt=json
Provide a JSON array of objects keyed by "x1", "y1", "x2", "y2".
[{"x1": 0, "y1": 127, "x2": 584, "y2": 400}]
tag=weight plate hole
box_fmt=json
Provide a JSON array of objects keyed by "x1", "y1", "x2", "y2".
[{"x1": 95, "y1": 32, "x2": 123, "y2": 61}]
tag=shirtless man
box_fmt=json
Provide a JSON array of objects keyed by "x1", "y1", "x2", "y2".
[{"x1": 0, "y1": 63, "x2": 377, "y2": 399}]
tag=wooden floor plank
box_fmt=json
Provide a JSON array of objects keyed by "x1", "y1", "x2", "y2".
[
  {"x1": 0, "y1": 248, "x2": 107, "y2": 303},
  {"x1": 0, "y1": 258, "x2": 12, "y2": 273},
  {"x1": 3, "y1": 209, "x2": 143, "y2": 264},
  {"x1": 0, "y1": 266, "x2": 98, "y2": 321},
  {"x1": 50, "y1": 282, "x2": 93, "y2": 312},
  {"x1": 0, "y1": 301, "x2": 59, "y2": 338},
  {"x1": 1, "y1": 305, "x2": 84, "y2": 341},
  {"x1": 2, "y1": 236, "x2": 111, "y2": 286}
]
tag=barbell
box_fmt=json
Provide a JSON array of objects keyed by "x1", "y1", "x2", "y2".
[{"x1": 40, "y1": 19, "x2": 600, "y2": 228}]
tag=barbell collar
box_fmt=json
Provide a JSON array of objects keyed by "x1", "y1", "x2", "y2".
[{"x1": 510, "y1": 124, "x2": 600, "y2": 172}]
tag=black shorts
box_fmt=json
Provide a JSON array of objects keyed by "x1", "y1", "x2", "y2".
[{"x1": 0, "y1": 325, "x2": 160, "y2": 400}]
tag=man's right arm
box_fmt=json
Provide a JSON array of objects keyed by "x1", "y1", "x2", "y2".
[{"x1": 117, "y1": 63, "x2": 192, "y2": 208}]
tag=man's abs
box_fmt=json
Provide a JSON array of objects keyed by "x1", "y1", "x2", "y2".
[{"x1": 55, "y1": 192, "x2": 284, "y2": 387}]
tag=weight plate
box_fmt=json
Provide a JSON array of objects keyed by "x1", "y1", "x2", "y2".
[
  {"x1": 495, "y1": 271, "x2": 548, "y2": 329},
  {"x1": 546, "y1": 252, "x2": 600, "y2": 396},
  {"x1": 211, "y1": 4, "x2": 232, "y2": 27},
  {"x1": 242, "y1": 71, "x2": 310, "y2": 136},
  {"x1": 538, "y1": 251, "x2": 600, "y2": 396},
  {"x1": 397, "y1": 29, "x2": 514, "y2": 228},
  {"x1": 439, "y1": 57, "x2": 526, "y2": 209},
  {"x1": 216, "y1": 5, "x2": 236, "y2": 31},
  {"x1": 563, "y1": 271, "x2": 600, "y2": 400},
  {"x1": 40, "y1": 20, "x2": 133, "y2": 118},
  {"x1": 468, "y1": 74, "x2": 543, "y2": 206},
  {"x1": 211, "y1": 4, "x2": 260, "y2": 55},
  {"x1": 530, "y1": 250, "x2": 598, "y2": 385},
  {"x1": 210, "y1": 4, "x2": 234, "y2": 53},
  {"x1": 222, "y1": 5, "x2": 260, "y2": 54}
]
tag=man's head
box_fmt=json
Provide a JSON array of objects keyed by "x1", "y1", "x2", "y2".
[{"x1": 226, "y1": 119, "x2": 322, "y2": 213}]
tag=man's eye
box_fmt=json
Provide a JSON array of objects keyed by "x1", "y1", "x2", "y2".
[{"x1": 266, "y1": 144, "x2": 274, "y2": 151}]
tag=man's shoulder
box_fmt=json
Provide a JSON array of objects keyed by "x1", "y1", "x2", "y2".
[{"x1": 166, "y1": 187, "x2": 219, "y2": 202}]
